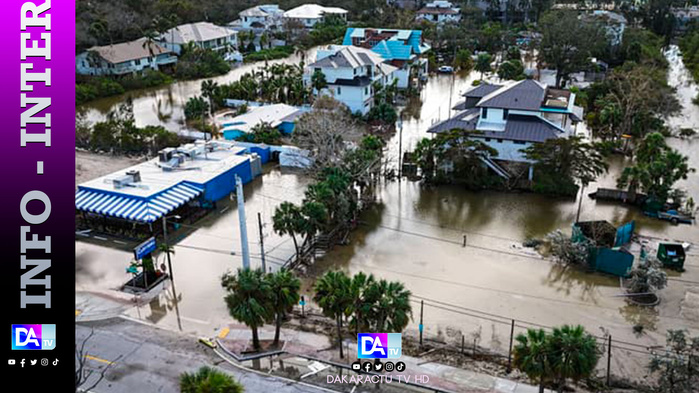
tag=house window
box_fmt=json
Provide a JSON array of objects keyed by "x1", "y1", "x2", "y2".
[
  {"x1": 135, "y1": 59, "x2": 142, "y2": 65},
  {"x1": 336, "y1": 87, "x2": 341, "y2": 95},
  {"x1": 365, "y1": 87, "x2": 369, "y2": 95},
  {"x1": 514, "y1": 140, "x2": 526, "y2": 145},
  {"x1": 485, "y1": 138, "x2": 491, "y2": 142},
  {"x1": 482, "y1": 108, "x2": 488, "y2": 119},
  {"x1": 497, "y1": 139, "x2": 504, "y2": 143},
  {"x1": 503, "y1": 109, "x2": 509, "y2": 119}
]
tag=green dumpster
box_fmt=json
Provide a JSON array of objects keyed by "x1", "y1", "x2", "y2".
[{"x1": 657, "y1": 243, "x2": 685, "y2": 270}]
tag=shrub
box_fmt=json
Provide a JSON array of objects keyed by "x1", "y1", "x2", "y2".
[{"x1": 243, "y1": 45, "x2": 294, "y2": 63}]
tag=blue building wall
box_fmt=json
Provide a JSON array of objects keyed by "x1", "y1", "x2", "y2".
[
  {"x1": 279, "y1": 121, "x2": 295, "y2": 134},
  {"x1": 195, "y1": 159, "x2": 253, "y2": 202},
  {"x1": 223, "y1": 129, "x2": 246, "y2": 140}
]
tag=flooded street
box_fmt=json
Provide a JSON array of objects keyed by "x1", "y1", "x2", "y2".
[{"x1": 76, "y1": 46, "x2": 699, "y2": 380}]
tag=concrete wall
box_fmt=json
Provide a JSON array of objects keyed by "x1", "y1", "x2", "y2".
[{"x1": 471, "y1": 136, "x2": 532, "y2": 163}]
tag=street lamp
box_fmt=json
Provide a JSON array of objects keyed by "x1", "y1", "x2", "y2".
[{"x1": 161, "y1": 214, "x2": 181, "y2": 283}]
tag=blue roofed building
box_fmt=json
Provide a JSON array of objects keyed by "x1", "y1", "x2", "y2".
[
  {"x1": 342, "y1": 27, "x2": 430, "y2": 89},
  {"x1": 75, "y1": 141, "x2": 262, "y2": 234}
]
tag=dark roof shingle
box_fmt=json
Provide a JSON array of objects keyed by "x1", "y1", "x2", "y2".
[{"x1": 477, "y1": 79, "x2": 545, "y2": 111}]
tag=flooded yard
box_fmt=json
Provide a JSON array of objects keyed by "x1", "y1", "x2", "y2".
[{"x1": 76, "y1": 45, "x2": 699, "y2": 382}]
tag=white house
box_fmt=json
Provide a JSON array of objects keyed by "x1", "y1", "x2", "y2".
[
  {"x1": 428, "y1": 80, "x2": 583, "y2": 178},
  {"x1": 76, "y1": 38, "x2": 177, "y2": 76},
  {"x1": 237, "y1": 4, "x2": 285, "y2": 31},
  {"x1": 416, "y1": 1, "x2": 461, "y2": 24},
  {"x1": 306, "y1": 45, "x2": 398, "y2": 115},
  {"x1": 586, "y1": 11, "x2": 627, "y2": 47},
  {"x1": 283, "y1": 4, "x2": 348, "y2": 28},
  {"x1": 158, "y1": 22, "x2": 241, "y2": 61}
]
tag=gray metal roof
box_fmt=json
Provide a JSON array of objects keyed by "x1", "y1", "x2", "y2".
[
  {"x1": 428, "y1": 113, "x2": 563, "y2": 143},
  {"x1": 463, "y1": 83, "x2": 502, "y2": 98},
  {"x1": 477, "y1": 79, "x2": 545, "y2": 111},
  {"x1": 426, "y1": 108, "x2": 479, "y2": 134}
]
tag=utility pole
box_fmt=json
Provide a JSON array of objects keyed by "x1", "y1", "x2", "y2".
[
  {"x1": 162, "y1": 217, "x2": 175, "y2": 292},
  {"x1": 576, "y1": 184, "x2": 586, "y2": 223},
  {"x1": 419, "y1": 300, "x2": 424, "y2": 347},
  {"x1": 236, "y1": 175, "x2": 251, "y2": 270},
  {"x1": 398, "y1": 115, "x2": 403, "y2": 180},
  {"x1": 257, "y1": 212, "x2": 266, "y2": 272}
]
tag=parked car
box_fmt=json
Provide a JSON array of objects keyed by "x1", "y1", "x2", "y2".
[{"x1": 438, "y1": 65, "x2": 454, "y2": 73}]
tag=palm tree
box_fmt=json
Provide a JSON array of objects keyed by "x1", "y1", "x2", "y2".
[
  {"x1": 266, "y1": 269, "x2": 301, "y2": 348},
  {"x1": 348, "y1": 272, "x2": 376, "y2": 336},
  {"x1": 365, "y1": 279, "x2": 412, "y2": 332},
  {"x1": 548, "y1": 325, "x2": 600, "y2": 393},
  {"x1": 313, "y1": 270, "x2": 352, "y2": 359},
  {"x1": 475, "y1": 53, "x2": 493, "y2": 80},
  {"x1": 513, "y1": 328, "x2": 551, "y2": 393},
  {"x1": 299, "y1": 201, "x2": 328, "y2": 249},
  {"x1": 221, "y1": 268, "x2": 272, "y2": 351},
  {"x1": 273, "y1": 202, "x2": 303, "y2": 257},
  {"x1": 179, "y1": 366, "x2": 244, "y2": 393}
]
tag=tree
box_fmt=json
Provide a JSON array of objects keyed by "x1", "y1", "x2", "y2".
[
  {"x1": 475, "y1": 53, "x2": 493, "y2": 80},
  {"x1": 179, "y1": 366, "x2": 244, "y2": 393},
  {"x1": 311, "y1": 69, "x2": 327, "y2": 92},
  {"x1": 76, "y1": 329, "x2": 121, "y2": 392},
  {"x1": 546, "y1": 230, "x2": 593, "y2": 267},
  {"x1": 184, "y1": 96, "x2": 209, "y2": 121},
  {"x1": 299, "y1": 200, "x2": 328, "y2": 246},
  {"x1": 313, "y1": 271, "x2": 353, "y2": 359},
  {"x1": 547, "y1": 325, "x2": 599, "y2": 393},
  {"x1": 617, "y1": 132, "x2": 694, "y2": 203},
  {"x1": 272, "y1": 202, "x2": 303, "y2": 257},
  {"x1": 265, "y1": 269, "x2": 300, "y2": 348},
  {"x1": 293, "y1": 97, "x2": 359, "y2": 174},
  {"x1": 365, "y1": 279, "x2": 412, "y2": 333},
  {"x1": 513, "y1": 328, "x2": 551, "y2": 393},
  {"x1": 348, "y1": 272, "x2": 376, "y2": 336},
  {"x1": 538, "y1": 11, "x2": 605, "y2": 87},
  {"x1": 649, "y1": 330, "x2": 699, "y2": 393},
  {"x1": 627, "y1": 257, "x2": 668, "y2": 295},
  {"x1": 524, "y1": 137, "x2": 608, "y2": 197},
  {"x1": 201, "y1": 79, "x2": 219, "y2": 115},
  {"x1": 497, "y1": 60, "x2": 525, "y2": 81},
  {"x1": 221, "y1": 268, "x2": 272, "y2": 351},
  {"x1": 453, "y1": 49, "x2": 474, "y2": 71}
]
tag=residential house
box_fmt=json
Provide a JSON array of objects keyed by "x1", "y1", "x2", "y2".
[
  {"x1": 386, "y1": 0, "x2": 420, "y2": 10},
  {"x1": 158, "y1": 22, "x2": 241, "y2": 61},
  {"x1": 76, "y1": 38, "x2": 177, "y2": 76},
  {"x1": 416, "y1": 1, "x2": 461, "y2": 24},
  {"x1": 305, "y1": 45, "x2": 398, "y2": 115},
  {"x1": 283, "y1": 4, "x2": 348, "y2": 28},
  {"x1": 218, "y1": 104, "x2": 306, "y2": 140},
  {"x1": 235, "y1": 4, "x2": 285, "y2": 31},
  {"x1": 584, "y1": 11, "x2": 627, "y2": 46},
  {"x1": 427, "y1": 80, "x2": 583, "y2": 179},
  {"x1": 342, "y1": 28, "x2": 430, "y2": 89},
  {"x1": 673, "y1": 6, "x2": 699, "y2": 32}
]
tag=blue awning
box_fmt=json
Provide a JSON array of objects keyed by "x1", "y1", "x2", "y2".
[{"x1": 75, "y1": 183, "x2": 204, "y2": 223}]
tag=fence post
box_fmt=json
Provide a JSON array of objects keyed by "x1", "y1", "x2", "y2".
[
  {"x1": 507, "y1": 319, "x2": 515, "y2": 373},
  {"x1": 607, "y1": 335, "x2": 612, "y2": 387},
  {"x1": 462, "y1": 234, "x2": 467, "y2": 247},
  {"x1": 461, "y1": 335, "x2": 465, "y2": 354}
]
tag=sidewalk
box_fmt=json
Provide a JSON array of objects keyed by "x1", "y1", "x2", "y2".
[
  {"x1": 76, "y1": 290, "x2": 550, "y2": 393},
  {"x1": 215, "y1": 321, "x2": 549, "y2": 393}
]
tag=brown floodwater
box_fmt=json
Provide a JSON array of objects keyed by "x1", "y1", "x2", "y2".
[{"x1": 76, "y1": 46, "x2": 699, "y2": 381}]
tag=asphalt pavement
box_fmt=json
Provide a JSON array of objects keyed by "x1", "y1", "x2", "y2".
[{"x1": 76, "y1": 317, "x2": 335, "y2": 393}]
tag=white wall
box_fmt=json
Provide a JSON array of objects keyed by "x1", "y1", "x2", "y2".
[{"x1": 472, "y1": 136, "x2": 532, "y2": 163}]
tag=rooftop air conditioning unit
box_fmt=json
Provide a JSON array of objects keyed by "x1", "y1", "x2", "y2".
[
  {"x1": 159, "y1": 148, "x2": 175, "y2": 162},
  {"x1": 113, "y1": 174, "x2": 133, "y2": 189},
  {"x1": 125, "y1": 170, "x2": 141, "y2": 183}
]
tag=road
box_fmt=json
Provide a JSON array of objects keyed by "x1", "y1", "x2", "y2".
[{"x1": 76, "y1": 317, "x2": 334, "y2": 393}]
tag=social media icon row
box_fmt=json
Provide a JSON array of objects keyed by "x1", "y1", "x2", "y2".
[
  {"x1": 8, "y1": 358, "x2": 57, "y2": 367},
  {"x1": 351, "y1": 360, "x2": 406, "y2": 373}
]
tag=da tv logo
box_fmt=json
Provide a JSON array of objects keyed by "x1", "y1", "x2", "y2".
[
  {"x1": 357, "y1": 333, "x2": 401, "y2": 359},
  {"x1": 11, "y1": 324, "x2": 56, "y2": 350}
]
